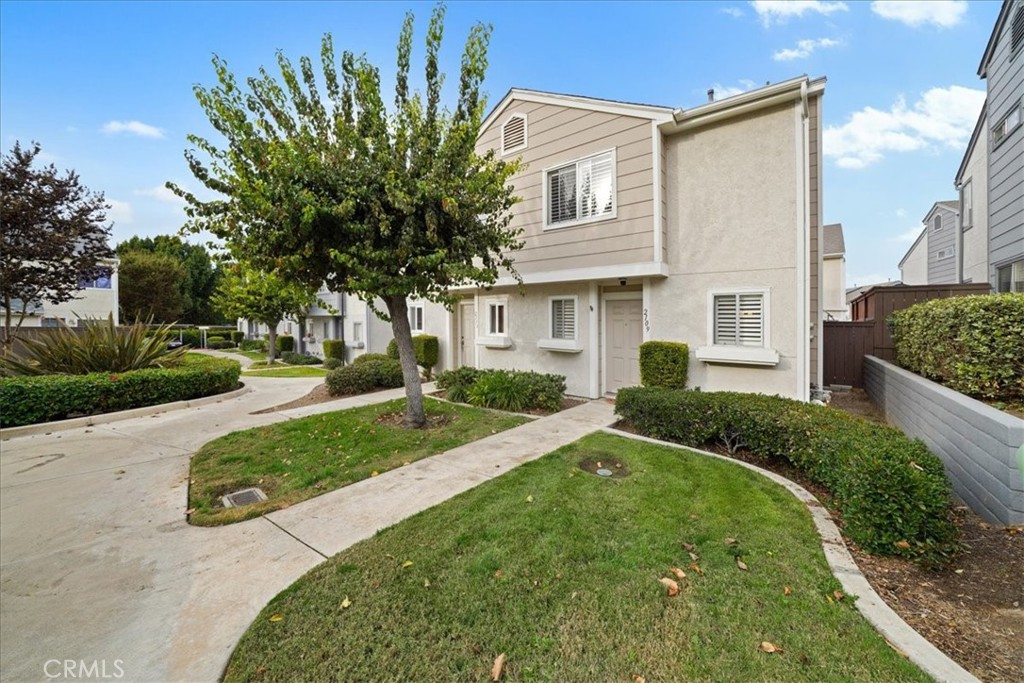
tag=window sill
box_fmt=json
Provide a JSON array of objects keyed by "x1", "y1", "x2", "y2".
[
  {"x1": 347, "y1": 341, "x2": 365, "y2": 349},
  {"x1": 695, "y1": 345, "x2": 779, "y2": 367},
  {"x1": 543, "y1": 212, "x2": 617, "y2": 232},
  {"x1": 537, "y1": 338, "x2": 583, "y2": 353},
  {"x1": 477, "y1": 335, "x2": 512, "y2": 349}
]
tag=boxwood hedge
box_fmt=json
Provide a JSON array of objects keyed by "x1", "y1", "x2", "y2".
[
  {"x1": 616, "y1": 387, "x2": 959, "y2": 564},
  {"x1": 0, "y1": 354, "x2": 241, "y2": 428},
  {"x1": 639, "y1": 340, "x2": 689, "y2": 389}
]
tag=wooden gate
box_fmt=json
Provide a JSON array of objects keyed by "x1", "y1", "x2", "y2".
[{"x1": 823, "y1": 321, "x2": 874, "y2": 387}]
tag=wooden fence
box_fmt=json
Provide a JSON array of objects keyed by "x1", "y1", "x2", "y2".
[{"x1": 822, "y1": 321, "x2": 874, "y2": 387}]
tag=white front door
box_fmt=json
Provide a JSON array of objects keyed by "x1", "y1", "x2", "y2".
[
  {"x1": 458, "y1": 301, "x2": 476, "y2": 367},
  {"x1": 604, "y1": 298, "x2": 643, "y2": 394}
]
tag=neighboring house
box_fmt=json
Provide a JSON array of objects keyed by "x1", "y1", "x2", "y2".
[
  {"x1": 898, "y1": 201, "x2": 959, "y2": 285},
  {"x1": 3, "y1": 259, "x2": 120, "y2": 327},
  {"x1": 898, "y1": 226, "x2": 928, "y2": 285},
  {"x1": 452, "y1": 76, "x2": 826, "y2": 400},
  {"x1": 822, "y1": 223, "x2": 849, "y2": 320},
  {"x1": 977, "y1": 0, "x2": 1024, "y2": 293},
  {"x1": 955, "y1": 106, "x2": 989, "y2": 284}
]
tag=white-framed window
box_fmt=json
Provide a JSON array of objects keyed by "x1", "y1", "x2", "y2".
[
  {"x1": 997, "y1": 259, "x2": 1024, "y2": 293},
  {"x1": 352, "y1": 321, "x2": 363, "y2": 343},
  {"x1": 936, "y1": 248, "x2": 954, "y2": 260},
  {"x1": 550, "y1": 297, "x2": 577, "y2": 340},
  {"x1": 544, "y1": 149, "x2": 616, "y2": 228},
  {"x1": 501, "y1": 113, "x2": 527, "y2": 155},
  {"x1": 487, "y1": 300, "x2": 506, "y2": 336},
  {"x1": 712, "y1": 291, "x2": 765, "y2": 347},
  {"x1": 933, "y1": 215, "x2": 943, "y2": 232},
  {"x1": 322, "y1": 321, "x2": 329, "y2": 338},
  {"x1": 993, "y1": 103, "x2": 1022, "y2": 147},
  {"x1": 409, "y1": 304, "x2": 424, "y2": 333},
  {"x1": 78, "y1": 267, "x2": 112, "y2": 289},
  {"x1": 961, "y1": 180, "x2": 973, "y2": 230}
]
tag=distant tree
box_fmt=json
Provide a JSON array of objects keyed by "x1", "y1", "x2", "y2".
[
  {"x1": 171, "y1": 5, "x2": 522, "y2": 427},
  {"x1": 117, "y1": 250, "x2": 186, "y2": 322},
  {"x1": 0, "y1": 141, "x2": 114, "y2": 352},
  {"x1": 212, "y1": 263, "x2": 315, "y2": 363},
  {"x1": 116, "y1": 235, "x2": 225, "y2": 324}
]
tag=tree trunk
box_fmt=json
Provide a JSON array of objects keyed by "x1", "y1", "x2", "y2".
[
  {"x1": 386, "y1": 294, "x2": 426, "y2": 428},
  {"x1": 266, "y1": 323, "x2": 278, "y2": 364},
  {"x1": 2, "y1": 294, "x2": 11, "y2": 355},
  {"x1": 297, "y1": 318, "x2": 307, "y2": 355}
]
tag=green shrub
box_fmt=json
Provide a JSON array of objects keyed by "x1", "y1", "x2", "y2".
[
  {"x1": 436, "y1": 367, "x2": 482, "y2": 404},
  {"x1": 208, "y1": 340, "x2": 235, "y2": 350},
  {"x1": 615, "y1": 387, "x2": 959, "y2": 564},
  {"x1": 178, "y1": 329, "x2": 202, "y2": 347},
  {"x1": 386, "y1": 338, "x2": 399, "y2": 359},
  {"x1": 276, "y1": 335, "x2": 295, "y2": 353},
  {"x1": 0, "y1": 354, "x2": 241, "y2": 427},
  {"x1": 240, "y1": 339, "x2": 266, "y2": 352},
  {"x1": 228, "y1": 330, "x2": 244, "y2": 344},
  {"x1": 0, "y1": 315, "x2": 187, "y2": 376},
  {"x1": 322, "y1": 339, "x2": 345, "y2": 361},
  {"x1": 386, "y1": 335, "x2": 440, "y2": 379},
  {"x1": 323, "y1": 357, "x2": 344, "y2": 370},
  {"x1": 353, "y1": 353, "x2": 391, "y2": 365},
  {"x1": 889, "y1": 293, "x2": 1024, "y2": 403},
  {"x1": 468, "y1": 370, "x2": 528, "y2": 412},
  {"x1": 325, "y1": 365, "x2": 375, "y2": 396},
  {"x1": 639, "y1": 341, "x2": 689, "y2": 389},
  {"x1": 207, "y1": 335, "x2": 226, "y2": 343},
  {"x1": 281, "y1": 351, "x2": 320, "y2": 365},
  {"x1": 360, "y1": 358, "x2": 404, "y2": 388}
]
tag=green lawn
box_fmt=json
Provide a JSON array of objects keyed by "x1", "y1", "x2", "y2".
[
  {"x1": 188, "y1": 398, "x2": 529, "y2": 525},
  {"x1": 242, "y1": 366, "x2": 328, "y2": 378},
  {"x1": 224, "y1": 432, "x2": 928, "y2": 682},
  {"x1": 230, "y1": 349, "x2": 269, "y2": 362}
]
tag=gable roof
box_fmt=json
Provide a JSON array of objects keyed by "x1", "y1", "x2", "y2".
[
  {"x1": 481, "y1": 88, "x2": 674, "y2": 134},
  {"x1": 922, "y1": 200, "x2": 959, "y2": 223},
  {"x1": 955, "y1": 101, "x2": 988, "y2": 185},
  {"x1": 823, "y1": 223, "x2": 845, "y2": 257},
  {"x1": 898, "y1": 226, "x2": 928, "y2": 269},
  {"x1": 978, "y1": 0, "x2": 1016, "y2": 77}
]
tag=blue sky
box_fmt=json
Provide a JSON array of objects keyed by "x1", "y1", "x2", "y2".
[{"x1": 0, "y1": 0, "x2": 1001, "y2": 288}]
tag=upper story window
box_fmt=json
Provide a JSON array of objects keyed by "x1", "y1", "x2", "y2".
[
  {"x1": 409, "y1": 303, "x2": 424, "y2": 333},
  {"x1": 961, "y1": 181, "x2": 973, "y2": 230},
  {"x1": 501, "y1": 114, "x2": 527, "y2": 155},
  {"x1": 713, "y1": 292, "x2": 764, "y2": 347},
  {"x1": 997, "y1": 260, "x2": 1023, "y2": 293},
  {"x1": 935, "y1": 248, "x2": 954, "y2": 260},
  {"x1": 545, "y1": 149, "x2": 616, "y2": 228},
  {"x1": 993, "y1": 104, "x2": 1021, "y2": 147},
  {"x1": 932, "y1": 215, "x2": 943, "y2": 232},
  {"x1": 78, "y1": 267, "x2": 112, "y2": 289},
  {"x1": 550, "y1": 297, "x2": 577, "y2": 341}
]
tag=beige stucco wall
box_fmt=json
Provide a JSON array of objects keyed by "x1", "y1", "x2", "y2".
[
  {"x1": 823, "y1": 256, "x2": 848, "y2": 320},
  {"x1": 900, "y1": 233, "x2": 928, "y2": 284},
  {"x1": 477, "y1": 99, "x2": 656, "y2": 275},
  {"x1": 650, "y1": 101, "x2": 804, "y2": 398},
  {"x1": 960, "y1": 126, "x2": 989, "y2": 284},
  {"x1": 39, "y1": 276, "x2": 119, "y2": 326}
]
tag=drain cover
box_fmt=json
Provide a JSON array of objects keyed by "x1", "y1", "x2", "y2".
[
  {"x1": 596, "y1": 468, "x2": 613, "y2": 477},
  {"x1": 222, "y1": 487, "x2": 268, "y2": 508}
]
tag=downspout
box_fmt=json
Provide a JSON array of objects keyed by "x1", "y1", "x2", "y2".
[{"x1": 796, "y1": 82, "x2": 811, "y2": 401}]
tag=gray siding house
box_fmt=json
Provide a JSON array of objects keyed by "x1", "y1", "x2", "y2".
[
  {"x1": 978, "y1": 0, "x2": 1024, "y2": 292},
  {"x1": 925, "y1": 201, "x2": 960, "y2": 284}
]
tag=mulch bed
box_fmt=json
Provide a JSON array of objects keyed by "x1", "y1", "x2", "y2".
[{"x1": 612, "y1": 419, "x2": 1023, "y2": 682}]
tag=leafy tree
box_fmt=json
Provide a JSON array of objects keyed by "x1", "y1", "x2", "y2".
[
  {"x1": 171, "y1": 5, "x2": 521, "y2": 427},
  {"x1": 0, "y1": 141, "x2": 114, "y2": 352},
  {"x1": 116, "y1": 235, "x2": 225, "y2": 324},
  {"x1": 117, "y1": 250, "x2": 187, "y2": 322},
  {"x1": 212, "y1": 263, "x2": 315, "y2": 363}
]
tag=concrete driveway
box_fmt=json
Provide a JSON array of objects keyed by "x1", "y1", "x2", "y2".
[{"x1": 0, "y1": 377, "x2": 614, "y2": 682}]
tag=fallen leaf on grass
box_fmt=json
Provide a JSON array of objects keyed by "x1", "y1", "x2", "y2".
[
  {"x1": 370, "y1": 471, "x2": 380, "y2": 477},
  {"x1": 268, "y1": 613, "x2": 284, "y2": 622},
  {"x1": 340, "y1": 596, "x2": 352, "y2": 609},
  {"x1": 632, "y1": 675, "x2": 646, "y2": 683},
  {"x1": 687, "y1": 562, "x2": 704, "y2": 575},
  {"x1": 736, "y1": 559, "x2": 748, "y2": 571},
  {"x1": 402, "y1": 560, "x2": 414, "y2": 568},
  {"x1": 894, "y1": 540, "x2": 911, "y2": 550},
  {"x1": 659, "y1": 577, "x2": 680, "y2": 596},
  {"x1": 833, "y1": 591, "x2": 844, "y2": 601},
  {"x1": 526, "y1": 495, "x2": 534, "y2": 503},
  {"x1": 424, "y1": 579, "x2": 431, "y2": 587},
  {"x1": 783, "y1": 586, "x2": 792, "y2": 596},
  {"x1": 688, "y1": 551, "x2": 699, "y2": 562},
  {"x1": 682, "y1": 542, "x2": 695, "y2": 551},
  {"x1": 758, "y1": 641, "x2": 783, "y2": 654},
  {"x1": 185, "y1": 508, "x2": 196, "y2": 515},
  {"x1": 494, "y1": 569, "x2": 504, "y2": 578},
  {"x1": 669, "y1": 567, "x2": 687, "y2": 580},
  {"x1": 491, "y1": 653, "x2": 506, "y2": 681},
  {"x1": 725, "y1": 537, "x2": 738, "y2": 546}
]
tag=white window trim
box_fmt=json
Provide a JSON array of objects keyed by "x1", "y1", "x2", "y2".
[
  {"x1": 478, "y1": 296, "x2": 511, "y2": 348},
  {"x1": 696, "y1": 287, "x2": 779, "y2": 367},
  {"x1": 935, "y1": 249, "x2": 954, "y2": 261},
  {"x1": 932, "y1": 215, "x2": 943, "y2": 232},
  {"x1": 538, "y1": 295, "x2": 583, "y2": 353},
  {"x1": 542, "y1": 147, "x2": 618, "y2": 231},
  {"x1": 993, "y1": 102, "x2": 1022, "y2": 148},
  {"x1": 408, "y1": 303, "x2": 424, "y2": 333},
  {"x1": 500, "y1": 113, "x2": 528, "y2": 156},
  {"x1": 961, "y1": 179, "x2": 973, "y2": 230}
]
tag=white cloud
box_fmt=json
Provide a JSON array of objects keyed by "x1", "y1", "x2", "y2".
[
  {"x1": 772, "y1": 37, "x2": 841, "y2": 61},
  {"x1": 824, "y1": 85, "x2": 985, "y2": 169},
  {"x1": 895, "y1": 208, "x2": 907, "y2": 218},
  {"x1": 750, "y1": 1, "x2": 848, "y2": 26},
  {"x1": 106, "y1": 199, "x2": 133, "y2": 225},
  {"x1": 134, "y1": 185, "x2": 185, "y2": 205},
  {"x1": 722, "y1": 6, "x2": 744, "y2": 17},
  {"x1": 709, "y1": 82, "x2": 749, "y2": 99},
  {"x1": 870, "y1": 1, "x2": 967, "y2": 28},
  {"x1": 101, "y1": 120, "x2": 164, "y2": 139}
]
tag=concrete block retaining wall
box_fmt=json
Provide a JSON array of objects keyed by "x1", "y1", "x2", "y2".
[{"x1": 864, "y1": 356, "x2": 1024, "y2": 526}]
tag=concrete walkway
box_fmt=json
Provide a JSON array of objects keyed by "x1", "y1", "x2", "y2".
[{"x1": 0, "y1": 378, "x2": 614, "y2": 682}]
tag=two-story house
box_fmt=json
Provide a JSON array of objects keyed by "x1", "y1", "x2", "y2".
[
  {"x1": 822, "y1": 223, "x2": 849, "y2": 320},
  {"x1": 898, "y1": 201, "x2": 959, "y2": 285},
  {"x1": 977, "y1": 0, "x2": 1023, "y2": 293},
  {"x1": 449, "y1": 76, "x2": 825, "y2": 400},
  {"x1": 955, "y1": 106, "x2": 989, "y2": 284},
  {"x1": 2, "y1": 259, "x2": 120, "y2": 328}
]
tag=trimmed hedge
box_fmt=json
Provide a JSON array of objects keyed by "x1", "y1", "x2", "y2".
[
  {"x1": 889, "y1": 293, "x2": 1024, "y2": 403},
  {"x1": 240, "y1": 339, "x2": 266, "y2": 352},
  {"x1": 639, "y1": 341, "x2": 689, "y2": 389},
  {"x1": 386, "y1": 335, "x2": 439, "y2": 377},
  {"x1": 208, "y1": 340, "x2": 235, "y2": 350},
  {"x1": 615, "y1": 387, "x2": 959, "y2": 564},
  {"x1": 229, "y1": 330, "x2": 244, "y2": 344},
  {"x1": 353, "y1": 353, "x2": 391, "y2": 365},
  {"x1": 0, "y1": 354, "x2": 242, "y2": 428},
  {"x1": 322, "y1": 339, "x2": 345, "y2": 361},
  {"x1": 325, "y1": 357, "x2": 403, "y2": 396},
  {"x1": 178, "y1": 329, "x2": 202, "y2": 347},
  {"x1": 281, "y1": 351, "x2": 320, "y2": 365},
  {"x1": 323, "y1": 358, "x2": 344, "y2": 370},
  {"x1": 276, "y1": 335, "x2": 295, "y2": 353},
  {"x1": 436, "y1": 368, "x2": 565, "y2": 413}
]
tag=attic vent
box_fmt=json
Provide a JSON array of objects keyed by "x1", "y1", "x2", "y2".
[
  {"x1": 501, "y1": 114, "x2": 527, "y2": 155},
  {"x1": 1013, "y1": 4, "x2": 1024, "y2": 56},
  {"x1": 222, "y1": 487, "x2": 268, "y2": 508}
]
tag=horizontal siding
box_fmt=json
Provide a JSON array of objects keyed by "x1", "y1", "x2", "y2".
[
  {"x1": 927, "y1": 209, "x2": 957, "y2": 283},
  {"x1": 478, "y1": 99, "x2": 656, "y2": 274}
]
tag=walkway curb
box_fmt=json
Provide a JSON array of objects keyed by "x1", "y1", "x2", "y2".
[
  {"x1": 0, "y1": 384, "x2": 253, "y2": 440},
  {"x1": 602, "y1": 427, "x2": 980, "y2": 683}
]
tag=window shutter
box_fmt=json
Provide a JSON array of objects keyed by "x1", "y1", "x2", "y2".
[
  {"x1": 1012, "y1": 5, "x2": 1023, "y2": 55},
  {"x1": 551, "y1": 299, "x2": 575, "y2": 339},
  {"x1": 714, "y1": 295, "x2": 738, "y2": 345},
  {"x1": 501, "y1": 115, "x2": 527, "y2": 154},
  {"x1": 737, "y1": 294, "x2": 764, "y2": 346}
]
